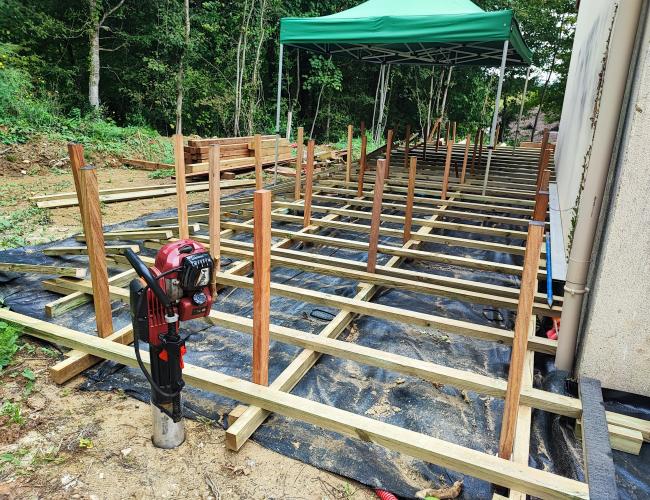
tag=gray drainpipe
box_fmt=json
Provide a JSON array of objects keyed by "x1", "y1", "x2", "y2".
[{"x1": 555, "y1": 0, "x2": 644, "y2": 371}]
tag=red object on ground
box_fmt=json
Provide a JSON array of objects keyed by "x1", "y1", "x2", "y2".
[
  {"x1": 375, "y1": 489, "x2": 398, "y2": 500},
  {"x1": 546, "y1": 318, "x2": 560, "y2": 340}
]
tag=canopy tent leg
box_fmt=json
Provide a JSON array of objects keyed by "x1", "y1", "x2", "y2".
[
  {"x1": 481, "y1": 40, "x2": 509, "y2": 196},
  {"x1": 273, "y1": 43, "x2": 284, "y2": 185},
  {"x1": 512, "y1": 66, "x2": 531, "y2": 155}
]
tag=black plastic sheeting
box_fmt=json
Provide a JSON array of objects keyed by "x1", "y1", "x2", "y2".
[{"x1": 1, "y1": 199, "x2": 649, "y2": 499}]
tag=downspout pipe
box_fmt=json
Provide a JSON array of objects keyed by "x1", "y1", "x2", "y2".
[{"x1": 555, "y1": 0, "x2": 643, "y2": 371}]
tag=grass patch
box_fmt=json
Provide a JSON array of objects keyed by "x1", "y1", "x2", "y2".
[
  {"x1": 0, "y1": 205, "x2": 51, "y2": 249},
  {"x1": 148, "y1": 168, "x2": 175, "y2": 179},
  {"x1": 1, "y1": 401, "x2": 25, "y2": 425},
  {"x1": 332, "y1": 134, "x2": 384, "y2": 161}
]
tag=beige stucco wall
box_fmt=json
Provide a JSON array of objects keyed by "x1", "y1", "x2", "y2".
[{"x1": 576, "y1": 12, "x2": 650, "y2": 396}]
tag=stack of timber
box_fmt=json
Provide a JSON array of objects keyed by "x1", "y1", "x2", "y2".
[{"x1": 184, "y1": 135, "x2": 293, "y2": 177}]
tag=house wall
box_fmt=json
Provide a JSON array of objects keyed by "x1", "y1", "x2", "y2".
[
  {"x1": 576, "y1": 9, "x2": 650, "y2": 396},
  {"x1": 554, "y1": 1, "x2": 619, "y2": 248}
]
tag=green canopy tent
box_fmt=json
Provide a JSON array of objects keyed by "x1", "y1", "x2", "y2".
[{"x1": 273, "y1": 0, "x2": 533, "y2": 192}]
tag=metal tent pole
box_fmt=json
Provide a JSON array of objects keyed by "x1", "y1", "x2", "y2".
[
  {"x1": 512, "y1": 66, "x2": 531, "y2": 155},
  {"x1": 273, "y1": 43, "x2": 284, "y2": 185},
  {"x1": 482, "y1": 40, "x2": 509, "y2": 196}
]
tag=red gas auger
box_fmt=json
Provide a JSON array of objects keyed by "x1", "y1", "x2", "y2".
[{"x1": 124, "y1": 240, "x2": 213, "y2": 448}]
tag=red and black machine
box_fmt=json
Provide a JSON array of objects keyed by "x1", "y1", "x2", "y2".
[{"x1": 124, "y1": 240, "x2": 213, "y2": 448}]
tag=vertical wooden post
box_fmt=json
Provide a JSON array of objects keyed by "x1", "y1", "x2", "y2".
[
  {"x1": 495, "y1": 123, "x2": 501, "y2": 145},
  {"x1": 441, "y1": 139, "x2": 453, "y2": 200},
  {"x1": 385, "y1": 129, "x2": 393, "y2": 178},
  {"x1": 303, "y1": 139, "x2": 315, "y2": 228},
  {"x1": 478, "y1": 128, "x2": 485, "y2": 170},
  {"x1": 403, "y1": 123, "x2": 411, "y2": 169},
  {"x1": 79, "y1": 165, "x2": 113, "y2": 338},
  {"x1": 452, "y1": 121, "x2": 457, "y2": 144},
  {"x1": 435, "y1": 119, "x2": 442, "y2": 152},
  {"x1": 366, "y1": 159, "x2": 387, "y2": 273},
  {"x1": 444, "y1": 123, "x2": 450, "y2": 147},
  {"x1": 208, "y1": 145, "x2": 221, "y2": 296},
  {"x1": 173, "y1": 134, "x2": 189, "y2": 239},
  {"x1": 252, "y1": 189, "x2": 271, "y2": 386},
  {"x1": 403, "y1": 156, "x2": 416, "y2": 244},
  {"x1": 536, "y1": 129, "x2": 550, "y2": 187},
  {"x1": 498, "y1": 221, "x2": 544, "y2": 460},
  {"x1": 254, "y1": 134, "x2": 263, "y2": 190},
  {"x1": 423, "y1": 122, "x2": 428, "y2": 161},
  {"x1": 357, "y1": 134, "x2": 368, "y2": 198},
  {"x1": 470, "y1": 129, "x2": 480, "y2": 176},
  {"x1": 294, "y1": 127, "x2": 304, "y2": 200},
  {"x1": 460, "y1": 133, "x2": 471, "y2": 184},
  {"x1": 68, "y1": 144, "x2": 88, "y2": 235},
  {"x1": 533, "y1": 170, "x2": 551, "y2": 222},
  {"x1": 345, "y1": 124, "x2": 353, "y2": 184}
]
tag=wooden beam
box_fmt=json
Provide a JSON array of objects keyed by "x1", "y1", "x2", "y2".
[
  {"x1": 0, "y1": 263, "x2": 86, "y2": 278},
  {"x1": 303, "y1": 140, "x2": 315, "y2": 228},
  {"x1": 367, "y1": 159, "x2": 387, "y2": 273},
  {"x1": 461, "y1": 133, "x2": 470, "y2": 184},
  {"x1": 295, "y1": 127, "x2": 304, "y2": 200},
  {"x1": 173, "y1": 134, "x2": 190, "y2": 239},
  {"x1": 254, "y1": 134, "x2": 263, "y2": 190},
  {"x1": 209, "y1": 145, "x2": 221, "y2": 295},
  {"x1": 385, "y1": 129, "x2": 393, "y2": 177},
  {"x1": 357, "y1": 133, "x2": 368, "y2": 198},
  {"x1": 0, "y1": 309, "x2": 589, "y2": 500},
  {"x1": 253, "y1": 190, "x2": 272, "y2": 386},
  {"x1": 67, "y1": 143, "x2": 88, "y2": 233},
  {"x1": 345, "y1": 124, "x2": 353, "y2": 184},
  {"x1": 79, "y1": 164, "x2": 113, "y2": 339},
  {"x1": 43, "y1": 245, "x2": 139, "y2": 256},
  {"x1": 498, "y1": 221, "x2": 544, "y2": 459},
  {"x1": 441, "y1": 140, "x2": 453, "y2": 200},
  {"x1": 403, "y1": 123, "x2": 411, "y2": 168},
  {"x1": 403, "y1": 156, "x2": 416, "y2": 244},
  {"x1": 533, "y1": 170, "x2": 551, "y2": 222}
]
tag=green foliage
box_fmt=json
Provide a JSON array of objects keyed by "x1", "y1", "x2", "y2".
[
  {"x1": 148, "y1": 168, "x2": 175, "y2": 179},
  {"x1": 1, "y1": 401, "x2": 25, "y2": 425},
  {"x1": 0, "y1": 321, "x2": 21, "y2": 371},
  {"x1": 0, "y1": 205, "x2": 51, "y2": 249}
]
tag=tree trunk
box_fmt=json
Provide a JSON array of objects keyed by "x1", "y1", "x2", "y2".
[
  {"x1": 246, "y1": 0, "x2": 267, "y2": 135},
  {"x1": 175, "y1": 0, "x2": 190, "y2": 134},
  {"x1": 309, "y1": 84, "x2": 324, "y2": 139},
  {"x1": 89, "y1": 25, "x2": 100, "y2": 109},
  {"x1": 425, "y1": 67, "x2": 435, "y2": 138}
]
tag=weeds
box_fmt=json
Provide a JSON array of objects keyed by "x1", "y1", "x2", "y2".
[
  {"x1": 1, "y1": 401, "x2": 25, "y2": 425},
  {"x1": 0, "y1": 321, "x2": 21, "y2": 370},
  {"x1": 0, "y1": 205, "x2": 52, "y2": 249},
  {"x1": 148, "y1": 168, "x2": 174, "y2": 179}
]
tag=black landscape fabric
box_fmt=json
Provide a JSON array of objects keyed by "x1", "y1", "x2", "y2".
[{"x1": 1, "y1": 201, "x2": 649, "y2": 499}]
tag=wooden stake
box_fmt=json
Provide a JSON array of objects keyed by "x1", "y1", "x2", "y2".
[
  {"x1": 252, "y1": 189, "x2": 271, "y2": 386},
  {"x1": 254, "y1": 134, "x2": 263, "y2": 190},
  {"x1": 367, "y1": 159, "x2": 387, "y2": 273},
  {"x1": 470, "y1": 129, "x2": 479, "y2": 176},
  {"x1": 68, "y1": 144, "x2": 88, "y2": 235},
  {"x1": 478, "y1": 129, "x2": 485, "y2": 169},
  {"x1": 345, "y1": 124, "x2": 353, "y2": 184},
  {"x1": 357, "y1": 134, "x2": 368, "y2": 198},
  {"x1": 441, "y1": 140, "x2": 453, "y2": 200},
  {"x1": 173, "y1": 134, "x2": 190, "y2": 239},
  {"x1": 495, "y1": 124, "x2": 501, "y2": 145},
  {"x1": 385, "y1": 129, "x2": 393, "y2": 177},
  {"x1": 403, "y1": 123, "x2": 411, "y2": 168},
  {"x1": 460, "y1": 133, "x2": 471, "y2": 184},
  {"x1": 209, "y1": 145, "x2": 221, "y2": 295},
  {"x1": 303, "y1": 140, "x2": 315, "y2": 227},
  {"x1": 498, "y1": 221, "x2": 544, "y2": 460},
  {"x1": 452, "y1": 121, "x2": 457, "y2": 143},
  {"x1": 79, "y1": 165, "x2": 113, "y2": 338},
  {"x1": 533, "y1": 170, "x2": 550, "y2": 222},
  {"x1": 445, "y1": 123, "x2": 450, "y2": 147},
  {"x1": 403, "y1": 157, "x2": 416, "y2": 244},
  {"x1": 294, "y1": 127, "x2": 304, "y2": 200}
]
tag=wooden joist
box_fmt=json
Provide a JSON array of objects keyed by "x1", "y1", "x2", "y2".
[
  {"x1": 0, "y1": 262, "x2": 86, "y2": 278},
  {"x1": 0, "y1": 308, "x2": 589, "y2": 500}
]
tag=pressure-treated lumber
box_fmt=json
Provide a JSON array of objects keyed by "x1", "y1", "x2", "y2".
[
  {"x1": 575, "y1": 419, "x2": 643, "y2": 455},
  {"x1": 441, "y1": 139, "x2": 453, "y2": 200},
  {"x1": 303, "y1": 140, "x2": 315, "y2": 227},
  {"x1": 0, "y1": 263, "x2": 86, "y2": 278},
  {"x1": 0, "y1": 309, "x2": 589, "y2": 500},
  {"x1": 403, "y1": 124, "x2": 411, "y2": 168},
  {"x1": 173, "y1": 134, "x2": 190, "y2": 239},
  {"x1": 461, "y1": 133, "x2": 471, "y2": 184},
  {"x1": 67, "y1": 143, "x2": 88, "y2": 232},
  {"x1": 295, "y1": 127, "x2": 304, "y2": 200},
  {"x1": 533, "y1": 170, "x2": 550, "y2": 222},
  {"x1": 253, "y1": 190, "x2": 271, "y2": 386},
  {"x1": 254, "y1": 134, "x2": 263, "y2": 190},
  {"x1": 357, "y1": 133, "x2": 368, "y2": 197},
  {"x1": 498, "y1": 221, "x2": 544, "y2": 460},
  {"x1": 345, "y1": 125, "x2": 353, "y2": 183},
  {"x1": 367, "y1": 159, "x2": 387, "y2": 273},
  {"x1": 403, "y1": 157, "x2": 416, "y2": 243},
  {"x1": 209, "y1": 145, "x2": 221, "y2": 294},
  {"x1": 43, "y1": 245, "x2": 139, "y2": 256},
  {"x1": 79, "y1": 165, "x2": 113, "y2": 339},
  {"x1": 385, "y1": 129, "x2": 393, "y2": 177}
]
